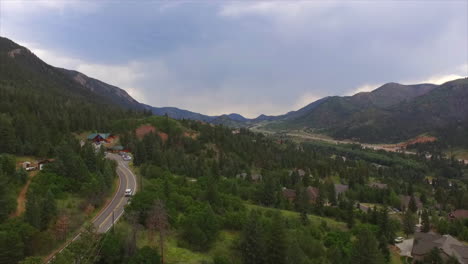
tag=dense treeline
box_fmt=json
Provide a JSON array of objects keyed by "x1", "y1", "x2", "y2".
[
  {"x1": 0, "y1": 140, "x2": 118, "y2": 264},
  {"x1": 83, "y1": 116, "x2": 467, "y2": 264}
]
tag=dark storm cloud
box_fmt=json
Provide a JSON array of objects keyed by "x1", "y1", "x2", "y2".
[{"x1": 1, "y1": 1, "x2": 466, "y2": 117}]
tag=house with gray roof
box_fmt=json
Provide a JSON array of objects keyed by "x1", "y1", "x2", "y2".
[
  {"x1": 411, "y1": 232, "x2": 468, "y2": 263},
  {"x1": 334, "y1": 184, "x2": 349, "y2": 197},
  {"x1": 368, "y1": 182, "x2": 388, "y2": 189}
]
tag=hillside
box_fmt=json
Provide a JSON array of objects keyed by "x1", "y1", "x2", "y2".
[
  {"x1": 0, "y1": 37, "x2": 146, "y2": 156},
  {"x1": 2, "y1": 36, "x2": 466, "y2": 147},
  {"x1": 266, "y1": 79, "x2": 468, "y2": 144},
  {"x1": 58, "y1": 69, "x2": 145, "y2": 110}
]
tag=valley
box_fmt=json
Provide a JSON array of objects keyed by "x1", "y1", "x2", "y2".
[{"x1": 0, "y1": 35, "x2": 467, "y2": 264}]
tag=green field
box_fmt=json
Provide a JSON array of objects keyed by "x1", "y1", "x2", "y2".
[{"x1": 245, "y1": 203, "x2": 347, "y2": 230}]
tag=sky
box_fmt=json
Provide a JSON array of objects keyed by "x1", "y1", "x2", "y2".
[{"x1": 1, "y1": 0, "x2": 467, "y2": 118}]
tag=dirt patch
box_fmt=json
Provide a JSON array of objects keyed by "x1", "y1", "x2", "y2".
[
  {"x1": 183, "y1": 131, "x2": 199, "y2": 139},
  {"x1": 401, "y1": 136, "x2": 437, "y2": 148},
  {"x1": 158, "y1": 132, "x2": 169, "y2": 143},
  {"x1": 11, "y1": 170, "x2": 38, "y2": 217},
  {"x1": 135, "y1": 124, "x2": 170, "y2": 143},
  {"x1": 135, "y1": 124, "x2": 156, "y2": 139}
]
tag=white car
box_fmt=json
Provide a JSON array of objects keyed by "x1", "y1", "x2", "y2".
[
  {"x1": 123, "y1": 155, "x2": 132, "y2": 161},
  {"x1": 394, "y1": 237, "x2": 404, "y2": 243},
  {"x1": 125, "y1": 188, "x2": 133, "y2": 197},
  {"x1": 26, "y1": 166, "x2": 36, "y2": 171}
]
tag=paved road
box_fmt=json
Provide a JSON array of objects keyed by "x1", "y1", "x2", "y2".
[
  {"x1": 93, "y1": 153, "x2": 137, "y2": 233},
  {"x1": 45, "y1": 153, "x2": 137, "y2": 263}
]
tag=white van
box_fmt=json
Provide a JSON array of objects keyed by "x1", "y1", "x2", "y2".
[{"x1": 125, "y1": 189, "x2": 133, "y2": 197}]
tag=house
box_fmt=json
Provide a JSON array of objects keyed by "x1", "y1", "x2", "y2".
[
  {"x1": 22, "y1": 161, "x2": 31, "y2": 169},
  {"x1": 400, "y1": 195, "x2": 423, "y2": 211},
  {"x1": 449, "y1": 209, "x2": 468, "y2": 221},
  {"x1": 282, "y1": 188, "x2": 296, "y2": 202},
  {"x1": 368, "y1": 182, "x2": 388, "y2": 189},
  {"x1": 23, "y1": 161, "x2": 37, "y2": 171},
  {"x1": 297, "y1": 169, "x2": 306, "y2": 177},
  {"x1": 334, "y1": 184, "x2": 349, "y2": 197},
  {"x1": 306, "y1": 186, "x2": 320, "y2": 203},
  {"x1": 233, "y1": 172, "x2": 264, "y2": 182},
  {"x1": 250, "y1": 174, "x2": 262, "y2": 182},
  {"x1": 109, "y1": 145, "x2": 125, "y2": 153},
  {"x1": 235, "y1": 172, "x2": 248, "y2": 180},
  {"x1": 288, "y1": 169, "x2": 306, "y2": 178},
  {"x1": 411, "y1": 232, "x2": 468, "y2": 263},
  {"x1": 38, "y1": 159, "x2": 54, "y2": 170},
  {"x1": 87, "y1": 133, "x2": 111, "y2": 143}
]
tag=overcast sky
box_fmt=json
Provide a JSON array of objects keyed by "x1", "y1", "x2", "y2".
[{"x1": 1, "y1": 1, "x2": 467, "y2": 118}]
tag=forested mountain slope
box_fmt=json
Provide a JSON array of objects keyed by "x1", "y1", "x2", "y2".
[
  {"x1": 271, "y1": 79, "x2": 468, "y2": 144},
  {"x1": 0, "y1": 37, "x2": 146, "y2": 155}
]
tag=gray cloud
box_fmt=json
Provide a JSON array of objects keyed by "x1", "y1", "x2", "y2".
[{"x1": 1, "y1": 1, "x2": 466, "y2": 117}]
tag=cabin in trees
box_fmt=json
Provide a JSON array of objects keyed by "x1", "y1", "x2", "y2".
[
  {"x1": 449, "y1": 209, "x2": 468, "y2": 221},
  {"x1": 281, "y1": 186, "x2": 320, "y2": 204},
  {"x1": 87, "y1": 133, "x2": 111, "y2": 143},
  {"x1": 282, "y1": 188, "x2": 296, "y2": 202},
  {"x1": 334, "y1": 184, "x2": 349, "y2": 198},
  {"x1": 306, "y1": 186, "x2": 320, "y2": 203},
  {"x1": 368, "y1": 182, "x2": 388, "y2": 189},
  {"x1": 38, "y1": 159, "x2": 54, "y2": 170},
  {"x1": 108, "y1": 145, "x2": 125, "y2": 153},
  {"x1": 235, "y1": 172, "x2": 262, "y2": 182}
]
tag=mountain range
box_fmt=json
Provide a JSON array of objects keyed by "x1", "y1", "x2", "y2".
[{"x1": 1, "y1": 36, "x2": 467, "y2": 144}]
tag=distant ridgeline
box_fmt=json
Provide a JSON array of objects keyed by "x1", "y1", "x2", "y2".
[{"x1": 1, "y1": 35, "x2": 467, "y2": 155}]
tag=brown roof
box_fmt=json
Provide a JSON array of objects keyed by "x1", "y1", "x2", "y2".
[
  {"x1": 450, "y1": 209, "x2": 468, "y2": 220},
  {"x1": 282, "y1": 188, "x2": 296, "y2": 200},
  {"x1": 306, "y1": 186, "x2": 320, "y2": 202}
]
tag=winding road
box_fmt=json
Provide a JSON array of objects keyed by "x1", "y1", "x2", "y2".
[
  {"x1": 93, "y1": 152, "x2": 137, "y2": 233},
  {"x1": 45, "y1": 153, "x2": 137, "y2": 262}
]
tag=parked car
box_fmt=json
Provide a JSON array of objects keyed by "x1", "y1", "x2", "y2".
[
  {"x1": 125, "y1": 189, "x2": 133, "y2": 197},
  {"x1": 394, "y1": 237, "x2": 404, "y2": 243},
  {"x1": 26, "y1": 166, "x2": 37, "y2": 171},
  {"x1": 122, "y1": 155, "x2": 132, "y2": 161}
]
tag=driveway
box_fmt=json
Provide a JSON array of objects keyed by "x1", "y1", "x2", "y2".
[{"x1": 396, "y1": 238, "x2": 414, "y2": 257}]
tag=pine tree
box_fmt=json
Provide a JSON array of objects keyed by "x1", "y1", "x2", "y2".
[
  {"x1": 351, "y1": 229, "x2": 385, "y2": 264},
  {"x1": 423, "y1": 248, "x2": 443, "y2": 264},
  {"x1": 0, "y1": 115, "x2": 16, "y2": 154},
  {"x1": 402, "y1": 211, "x2": 416, "y2": 237},
  {"x1": 41, "y1": 189, "x2": 57, "y2": 230},
  {"x1": 265, "y1": 214, "x2": 286, "y2": 264},
  {"x1": 345, "y1": 200, "x2": 355, "y2": 228},
  {"x1": 0, "y1": 173, "x2": 11, "y2": 222},
  {"x1": 25, "y1": 192, "x2": 41, "y2": 229},
  {"x1": 240, "y1": 210, "x2": 266, "y2": 264},
  {"x1": 421, "y1": 209, "x2": 430, "y2": 233},
  {"x1": 408, "y1": 196, "x2": 418, "y2": 213}
]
